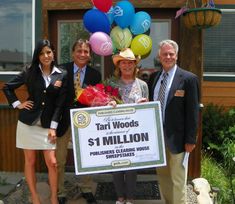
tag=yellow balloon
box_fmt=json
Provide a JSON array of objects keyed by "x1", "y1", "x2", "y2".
[
  {"x1": 110, "y1": 26, "x2": 132, "y2": 50},
  {"x1": 131, "y1": 34, "x2": 152, "y2": 56}
]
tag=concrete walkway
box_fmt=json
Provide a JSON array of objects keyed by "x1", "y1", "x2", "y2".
[{"x1": 0, "y1": 172, "x2": 166, "y2": 204}]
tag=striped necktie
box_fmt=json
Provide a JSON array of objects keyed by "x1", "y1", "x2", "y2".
[
  {"x1": 157, "y1": 72, "x2": 168, "y2": 117},
  {"x1": 74, "y1": 69, "x2": 82, "y2": 98}
]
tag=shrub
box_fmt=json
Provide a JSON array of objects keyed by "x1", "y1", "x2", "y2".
[
  {"x1": 202, "y1": 104, "x2": 235, "y2": 203},
  {"x1": 201, "y1": 154, "x2": 232, "y2": 204},
  {"x1": 202, "y1": 103, "x2": 235, "y2": 161}
]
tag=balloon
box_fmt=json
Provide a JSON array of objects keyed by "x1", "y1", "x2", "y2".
[
  {"x1": 110, "y1": 26, "x2": 132, "y2": 50},
  {"x1": 92, "y1": 0, "x2": 112, "y2": 13},
  {"x1": 83, "y1": 9, "x2": 110, "y2": 34},
  {"x1": 131, "y1": 34, "x2": 152, "y2": 56},
  {"x1": 143, "y1": 26, "x2": 151, "y2": 36},
  {"x1": 130, "y1": 11, "x2": 151, "y2": 35},
  {"x1": 89, "y1": 32, "x2": 113, "y2": 56},
  {"x1": 141, "y1": 49, "x2": 151, "y2": 59},
  {"x1": 112, "y1": 41, "x2": 118, "y2": 54},
  {"x1": 114, "y1": 1, "x2": 135, "y2": 29},
  {"x1": 106, "y1": 6, "x2": 114, "y2": 25}
]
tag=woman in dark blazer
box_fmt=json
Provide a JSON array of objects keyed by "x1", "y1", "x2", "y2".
[{"x1": 3, "y1": 39, "x2": 67, "y2": 204}]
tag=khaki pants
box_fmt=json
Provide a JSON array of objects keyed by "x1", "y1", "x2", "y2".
[
  {"x1": 56, "y1": 128, "x2": 93, "y2": 197},
  {"x1": 157, "y1": 148, "x2": 187, "y2": 204},
  {"x1": 56, "y1": 129, "x2": 71, "y2": 197}
]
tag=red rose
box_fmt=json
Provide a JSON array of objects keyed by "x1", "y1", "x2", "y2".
[
  {"x1": 111, "y1": 88, "x2": 119, "y2": 97},
  {"x1": 95, "y1": 83, "x2": 105, "y2": 91},
  {"x1": 105, "y1": 85, "x2": 113, "y2": 93}
]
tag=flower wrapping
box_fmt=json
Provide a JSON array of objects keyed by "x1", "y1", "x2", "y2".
[{"x1": 76, "y1": 83, "x2": 122, "y2": 107}]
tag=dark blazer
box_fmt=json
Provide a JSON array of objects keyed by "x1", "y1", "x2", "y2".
[
  {"x1": 57, "y1": 62, "x2": 101, "y2": 137},
  {"x1": 3, "y1": 67, "x2": 67, "y2": 128},
  {"x1": 148, "y1": 66, "x2": 200, "y2": 153}
]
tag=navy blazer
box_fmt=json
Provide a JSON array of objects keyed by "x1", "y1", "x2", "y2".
[
  {"x1": 148, "y1": 66, "x2": 200, "y2": 153},
  {"x1": 57, "y1": 62, "x2": 101, "y2": 137},
  {"x1": 3, "y1": 67, "x2": 67, "y2": 128}
]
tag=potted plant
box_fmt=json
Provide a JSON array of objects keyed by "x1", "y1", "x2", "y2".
[{"x1": 182, "y1": 0, "x2": 222, "y2": 29}]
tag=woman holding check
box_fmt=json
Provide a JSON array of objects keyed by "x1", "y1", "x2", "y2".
[{"x1": 111, "y1": 48, "x2": 149, "y2": 204}]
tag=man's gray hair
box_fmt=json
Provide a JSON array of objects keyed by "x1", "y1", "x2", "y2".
[{"x1": 158, "y1": 39, "x2": 179, "y2": 54}]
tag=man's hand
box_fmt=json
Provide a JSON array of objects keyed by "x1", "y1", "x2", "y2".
[{"x1": 185, "y1": 143, "x2": 196, "y2": 153}]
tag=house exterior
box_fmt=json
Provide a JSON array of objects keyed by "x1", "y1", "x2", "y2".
[{"x1": 0, "y1": 0, "x2": 234, "y2": 178}]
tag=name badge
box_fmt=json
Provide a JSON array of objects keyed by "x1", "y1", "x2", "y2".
[
  {"x1": 54, "y1": 80, "x2": 62, "y2": 87},
  {"x1": 174, "y1": 90, "x2": 185, "y2": 97}
]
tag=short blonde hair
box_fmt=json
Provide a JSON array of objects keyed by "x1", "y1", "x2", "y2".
[{"x1": 114, "y1": 61, "x2": 139, "y2": 79}]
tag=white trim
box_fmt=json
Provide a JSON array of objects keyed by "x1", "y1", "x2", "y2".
[
  {"x1": 32, "y1": 0, "x2": 35, "y2": 55},
  {"x1": 221, "y1": 9, "x2": 235, "y2": 13},
  {"x1": 0, "y1": 71, "x2": 20, "y2": 75},
  {"x1": 204, "y1": 72, "x2": 235, "y2": 77}
]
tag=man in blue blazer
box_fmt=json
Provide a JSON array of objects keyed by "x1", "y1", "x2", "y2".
[
  {"x1": 56, "y1": 39, "x2": 101, "y2": 204},
  {"x1": 148, "y1": 39, "x2": 200, "y2": 204}
]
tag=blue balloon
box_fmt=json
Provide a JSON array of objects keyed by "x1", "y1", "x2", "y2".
[
  {"x1": 114, "y1": 1, "x2": 135, "y2": 29},
  {"x1": 83, "y1": 9, "x2": 111, "y2": 34},
  {"x1": 130, "y1": 11, "x2": 151, "y2": 35},
  {"x1": 106, "y1": 6, "x2": 114, "y2": 25}
]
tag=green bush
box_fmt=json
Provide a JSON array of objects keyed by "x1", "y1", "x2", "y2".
[
  {"x1": 202, "y1": 104, "x2": 235, "y2": 160},
  {"x1": 201, "y1": 154, "x2": 232, "y2": 204},
  {"x1": 202, "y1": 104, "x2": 235, "y2": 203}
]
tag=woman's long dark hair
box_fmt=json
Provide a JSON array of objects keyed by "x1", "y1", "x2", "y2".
[{"x1": 25, "y1": 39, "x2": 56, "y2": 94}]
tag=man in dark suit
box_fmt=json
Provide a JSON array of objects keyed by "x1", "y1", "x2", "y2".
[
  {"x1": 148, "y1": 39, "x2": 199, "y2": 204},
  {"x1": 56, "y1": 39, "x2": 101, "y2": 204}
]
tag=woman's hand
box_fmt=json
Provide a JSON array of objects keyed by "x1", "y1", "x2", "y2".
[
  {"x1": 136, "y1": 97, "x2": 148, "y2": 103},
  {"x1": 107, "y1": 100, "x2": 117, "y2": 107},
  {"x1": 48, "y1": 129, "x2": 57, "y2": 144},
  {"x1": 17, "y1": 101, "x2": 34, "y2": 110}
]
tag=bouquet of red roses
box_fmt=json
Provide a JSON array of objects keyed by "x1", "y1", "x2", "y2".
[{"x1": 76, "y1": 79, "x2": 122, "y2": 106}]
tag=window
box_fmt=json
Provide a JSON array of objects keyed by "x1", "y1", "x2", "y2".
[
  {"x1": 58, "y1": 20, "x2": 102, "y2": 75},
  {"x1": 0, "y1": 0, "x2": 33, "y2": 72},
  {"x1": 204, "y1": 9, "x2": 235, "y2": 77},
  {"x1": 140, "y1": 20, "x2": 170, "y2": 70}
]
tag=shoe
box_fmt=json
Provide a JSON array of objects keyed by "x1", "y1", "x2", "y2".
[
  {"x1": 82, "y1": 192, "x2": 97, "y2": 204},
  {"x1": 116, "y1": 201, "x2": 125, "y2": 204},
  {"x1": 58, "y1": 196, "x2": 67, "y2": 204}
]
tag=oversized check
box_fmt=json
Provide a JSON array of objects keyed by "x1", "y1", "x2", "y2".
[{"x1": 70, "y1": 101, "x2": 166, "y2": 175}]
